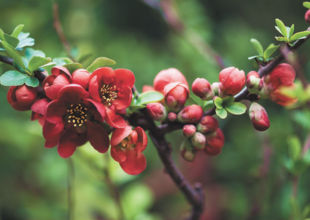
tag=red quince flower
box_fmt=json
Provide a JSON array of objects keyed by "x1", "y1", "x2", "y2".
[
  {"x1": 111, "y1": 126, "x2": 147, "y2": 175},
  {"x1": 88, "y1": 67, "x2": 135, "y2": 128},
  {"x1": 153, "y1": 68, "x2": 189, "y2": 111},
  {"x1": 178, "y1": 104, "x2": 203, "y2": 123},
  {"x1": 43, "y1": 84, "x2": 109, "y2": 158},
  {"x1": 31, "y1": 98, "x2": 49, "y2": 126},
  {"x1": 192, "y1": 78, "x2": 213, "y2": 100},
  {"x1": 219, "y1": 67, "x2": 245, "y2": 95},
  {"x1": 7, "y1": 85, "x2": 37, "y2": 111},
  {"x1": 263, "y1": 63, "x2": 296, "y2": 106}
]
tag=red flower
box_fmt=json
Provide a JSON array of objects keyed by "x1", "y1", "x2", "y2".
[
  {"x1": 7, "y1": 85, "x2": 37, "y2": 111},
  {"x1": 219, "y1": 67, "x2": 245, "y2": 95},
  {"x1": 263, "y1": 63, "x2": 296, "y2": 106},
  {"x1": 178, "y1": 104, "x2": 203, "y2": 123},
  {"x1": 249, "y1": 102, "x2": 270, "y2": 131},
  {"x1": 205, "y1": 128, "x2": 225, "y2": 156},
  {"x1": 31, "y1": 98, "x2": 49, "y2": 126},
  {"x1": 43, "y1": 66, "x2": 72, "y2": 100},
  {"x1": 192, "y1": 78, "x2": 213, "y2": 100},
  {"x1": 153, "y1": 68, "x2": 189, "y2": 111},
  {"x1": 111, "y1": 126, "x2": 147, "y2": 175},
  {"x1": 72, "y1": 69, "x2": 90, "y2": 89},
  {"x1": 43, "y1": 84, "x2": 109, "y2": 158},
  {"x1": 88, "y1": 67, "x2": 135, "y2": 128}
]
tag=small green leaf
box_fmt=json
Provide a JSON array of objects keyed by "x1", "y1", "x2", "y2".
[
  {"x1": 248, "y1": 55, "x2": 260, "y2": 60},
  {"x1": 289, "y1": 24, "x2": 295, "y2": 38},
  {"x1": 1, "y1": 41, "x2": 26, "y2": 69},
  {"x1": 204, "y1": 100, "x2": 214, "y2": 110},
  {"x1": 263, "y1": 43, "x2": 279, "y2": 60},
  {"x1": 86, "y1": 57, "x2": 116, "y2": 72},
  {"x1": 225, "y1": 102, "x2": 247, "y2": 115},
  {"x1": 28, "y1": 56, "x2": 51, "y2": 72},
  {"x1": 17, "y1": 32, "x2": 34, "y2": 49},
  {"x1": 275, "y1": 36, "x2": 287, "y2": 42},
  {"x1": 63, "y1": 63, "x2": 83, "y2": 73},
  {"x1": 136, "y1": 91, "x2": 164, "y2": 105},
  {"x1": 290, "y1": 31, "x2": 310, "y2": 42},
  {"x1": 288, "y1": 136, "x2": 301, "y2": 161},
  {"x1": 214, "y1": 97, "x2": 223, "y2": 109},
  {"x1": 25, "y1": 48, "x2": 46, "y2": 60},
  {"x1": 0, "y1": 70, "x2": 28, "y2": 86},
  {"x1": 275, "y1": 18, "x2": 287, "y2": 37},
  {"x1": 11, "y1": 24, "x2": 24, "y2": 38},
  {"x1": 53, "y1": 57, "x2": 73, "y2": 66},
  {"x1": 3, "y1": 33, "x2": 19, "y2": 48},
  {"x1": 250, "y1": 38, "x2": 264, "y2": 56},
  {"x1": 25, "y1": 77, "x2": 39, "y2": 87},
  {"x1": 303, "y1": 1, "x2": 310, "y2": 9},
  {"x1": 216, "y1": 108, "x2": 227, "y2": 119}
]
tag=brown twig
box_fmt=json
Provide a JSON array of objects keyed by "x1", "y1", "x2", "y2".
[{"x1": 53, "y1": 3, "x2": 75, "y2": 61}]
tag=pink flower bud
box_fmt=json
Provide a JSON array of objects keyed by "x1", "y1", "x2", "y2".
[
  {"x1": 7, "y1": 85, "x2": 37, "y2": 111},
  {"x1": 197, "y1": 116, "x2": 218, "y2": 134},
  {"x1": 192, "y1": 78, "x2": 213, "y2": 100},
  {"x1": 191, "y1": 132, "x2": 206, "y2": 150},
  {"x1": 219, "y1": 67, "x2": 245, "y2": 95},
  {"x1": 305, "y1": 10, "x2": 310, "y2": 24},
  {"x1": 249, "y1": 102, "x2": 270, "y2": 131},
  {"x1": 168, "y1": 112, "x2": 177, "y2": 121},
  {"x1": 72, "y1": 69, "x2": 90, "y2": 89},
  {"x1": 246, "y1": 71, "x2": 263, "y2": 94},
  {"x1": 178, "y1": 105, "x2": 203, "y2": 123},
  {"x1": 206, "y1": 128, "x2": 225, "y2": 148},
  {"x1": 146, "y1": 103, "x2": 167, "y2": 121},
  {"x1": 183, "y1": 124, "x2": 196, "y2": 137},
  {"x1": 211, "y1": 82, "x2": 223, "y2": 96},
  {"x1": 165, "y1": 83, "x2": 189, "y2": 111}
]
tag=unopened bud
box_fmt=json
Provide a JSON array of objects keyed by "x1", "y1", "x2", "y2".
[
  {"x1": 197, "y1": 116, "x2": 218, "y2": 134},
  {"x1": 246, "y1": 71, "x2": 263, "y2": 94},
  {"x1": 181, "y1": 149, "x2": 196, "y2": 162},
  {"x1": 191, "y1": 132, "x2": 206, "y2": 150},
  {"x1": 168, "y1": 112, "x2": 177, "y2": 121},
  {"x1": 206, "y1": 128, "x2": 225, "y2": 148},
  {"x1": 211, "y1": 82, "x2": 223, "y2": 96},
  {"x1": 183, "y1": 124, "x2": 196, "y2": 137},
  {"x1": 205, "y1": 145, "x2": 222, "y2": 156},
  {"x1": 178, "y1": 105, "x2": 203, "y2": 123},
  {"x1": 219, "y1": 67, "x2": 245, "y2": 95},
  {"x1": 7, "y1": 85, "x2": 37, "y2": 111},
  {"x1": 146, "y1": 103, "x2": 167, "y2": 121},
  {"x1": 192, "y1": 78, "x2": 214, "y2": 100},
  {"x1": 249, "y1": 102, "x2": 270, "y2": 131}
]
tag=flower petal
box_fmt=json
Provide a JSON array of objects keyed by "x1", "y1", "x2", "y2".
[
  {"x1": 120, "y1": 150, "x2": 146, "y2": 175},
  {"x1": 86, "y1": 99, "x2": 106, "y2": 121},
  {"x1": 111, "y1": 126, "x2": 132, "y2": 146},
  {"x1": 87, "y1": 122, "x2": 109, "y2": 153},
  {"x1": 43, "y1": 121, "x2": 64, "y2": 140},
  {"x1": 111, "y1": 146, "x2": 127, "y2": 163},
  {"x1": 135, "y1": 127, "x2": 148, "y2": 152},
  {"x1": 57, "y1": 129, "x2": 86, "y2": 158},
  {"x1": 45, "y1": 100, "x2": 66, "y2": 124},
  {"x1": 106, "y1": 107, "x2": 127, "y2": 128},
  {"x1": 58, "y1": 84, "x2": 89, "y2": 103},
  {"x1": 112, "y1": 86, "x2": 132, "y2": 111},
  {"x1": 52, "y1": 66, "x2": 72, "y2": 78},
  {"x1": 115, "y1": 68, "x2": 135, "y2": 88}
]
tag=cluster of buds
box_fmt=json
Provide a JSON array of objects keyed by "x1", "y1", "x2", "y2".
[{"x1": 7, "y1": 66, "x2": 148, "y2": 175}]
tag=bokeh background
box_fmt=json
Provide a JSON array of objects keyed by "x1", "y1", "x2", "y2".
[{"x1": 1, "y1": 0, "x2": 310, "y2": 219}]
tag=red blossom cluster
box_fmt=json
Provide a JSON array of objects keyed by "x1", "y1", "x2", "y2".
[{"x1": 7, "y1": 66, "x2": 147, "y2": 175}]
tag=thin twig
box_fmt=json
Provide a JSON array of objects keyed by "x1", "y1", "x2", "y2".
[
  {"x1": 67, "y1": 158, "x2": 75, "y2": 220},
  {"x1": 53, "y1": 3, "x2": 75, "y2": 61}
]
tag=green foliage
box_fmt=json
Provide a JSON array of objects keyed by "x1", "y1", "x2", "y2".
[
  {"x1": 86, "y1": 57, "x2": 116, "y2": 72},
  {"x1": 214, "y1": 96, "x2": 247, "y2": 118},
  {"x1": 303, "y1": 1, "x2": 310, "y2": 9},
  {"x1": 0, "y1": 70, "x2": 28, "y2": 86},
  {"x1": 248, "y1": 38, "x2": 279, "y2": 62},
  {"x1": 136, "y1": 91, "x2": 164, "y2": 106}
]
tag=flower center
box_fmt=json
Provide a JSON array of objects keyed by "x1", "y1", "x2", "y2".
[
  {"x1": 100, "y1": 84, "x2": 118, "y2": 106},
  {"x1": 66, "y1": 104, "x2": 88, "y2": 127}
]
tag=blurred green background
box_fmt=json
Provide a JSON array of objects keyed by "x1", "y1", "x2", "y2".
[{"x1": 1, "y1": 0, "x2": 310, "y2": 219}]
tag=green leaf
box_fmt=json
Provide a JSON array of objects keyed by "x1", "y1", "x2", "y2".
[
  {"x1": 0, "y1": 28, "x2": 4, "y2": 40},
  {"x1": 25, "y1": 48, "x2": 45, "y2": 60},
  {"x1": 216, "y1": 108, "x2": 227, "y2": 119},
  {"x1": 225, "y1": 102, "x2": 247, "y2": 115},
  {"x1": 63, "y1": 63, "x2": 83, "y2": 73},
  {"x1": 11, "y1": 24, "x2": 24, "y2": 38},
  {"x1": 288, "y1": 136, "x2": 301, "y2": 161},
  {"x1": 86, "y1": 57, "x2": 116, "y2": 72},
  {"x1": 0, "y1": 70, "x2": 28, "y2": 86},
  {"x1": 275, "y1": 18, "x2": 287, "y2": 37},
  {"x1": 289, "y1": 24, "x2": 295, "y2": 38},
  {"x1": 1, "y1": 41, "x2": 26, "y2": 69},
  {"x1": 250, "y1": 38, "x2": 264, "y2": 56},
  {"x1": 290, "y1": 31, "x2": 310, "y2": 42},
  {"x1": 3, "y1": 33, "x2": 19, "y2": 48},
  {"x1": 303, "y1": 2, "x2": 310, "y2": 9},
  {"x1": 275, "y1": 36, "x2": 287, "y2": 42},
  {"x1": 17, "y1": 32, "x2": 34, "y2": 49},
  {"x1": 25, "y1": 77, "x2": 39, "y2": 87},
  {"x1": 136, "y1": 91, "x2": 164, "y2": 105},
  {"x1": 53, "y1": 57, "x2": 73, "y2": 66},
  {"x1": 263, "y1": 43, "x2": 279, "y2": 60},
  {"x1": 214, "y1": 97, "x2": 223, "y2": 109},
  {"x1": 248, "y1": 55, "x2": 260, "y2": 60},
  {"x1": 28, "y1": 56, "x2": 51, "y2": 72},
  {"x1": 204, "y1": 100, "x2": 214, "y2": 110}
]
